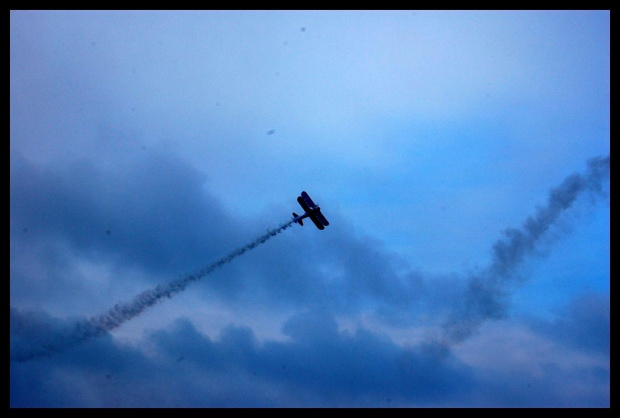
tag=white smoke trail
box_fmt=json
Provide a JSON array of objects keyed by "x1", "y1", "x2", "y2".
[
  {"x1": 439, "y1": 155, "x2": 610, "y2": 345},
  {"x1": 11, "y1": 218, "x2": 296, "y2": 362}
]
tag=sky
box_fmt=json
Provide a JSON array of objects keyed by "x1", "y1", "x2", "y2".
[{"x1": 10, "y1": 10, "x2": 610, "y2": 407}]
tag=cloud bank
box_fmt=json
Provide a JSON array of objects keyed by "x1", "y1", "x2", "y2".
[{"x1": 10, "y1": 152, "x2": 609, "y2": 406}]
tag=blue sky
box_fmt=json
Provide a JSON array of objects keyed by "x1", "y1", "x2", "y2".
[{"x1": 10, "y1": 10, "x2": 609, "y2": 407}]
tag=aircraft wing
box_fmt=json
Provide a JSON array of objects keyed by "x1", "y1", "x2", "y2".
[
  {"x1": 301, "y1": 191, "x2": 317, "y2": 209},
  {"x1": 309, "y1": 216, "x2": 325, "y2": 230},
  {"x1": 297, "y1": 196, "x2": 311, "y2": 213},
  {"x1": 308, "y1": 209, "x2": 329, "y2": 230},
  {"x1": 313, "y1": 209, "x2": 329, "y2": 227}
]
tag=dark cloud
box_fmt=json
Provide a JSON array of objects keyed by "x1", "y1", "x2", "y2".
[
  {"x1": 11, "y1": 149, "x2": 428, "y2": 362},
  {"x1": 11, "y1": 302, "x2": 609, "y2": 407},
  {"x1": 272, "y1": 310, "x2": 472, "y2": 405},
  {"x1": 10, "y1": 307, "x2": 154, "y2": 407},
  {"x1": 233, "y1": 220, "x2": 425, "y2": 314},
  {"x1": 10, "y1": 308, "x2": 475, "y2": 407},
  {"x1": 10, "y1": 152, "x2": 241, "y2": 279},
  {"x1": 452, "y1": 292, "x2": 610, "y2": 407},
  {"x1": 10, "y1": 147, "x2": 430, "y2": 320},
  {"x1": 528, "y1": 293, "x2": 610, "y2": 356}
]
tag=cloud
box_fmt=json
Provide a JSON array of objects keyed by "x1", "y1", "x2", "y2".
[
  {"x1": 10, "y1": 147, "x2": 427, "y2": 318},
  {"x1": 10, "y1": 152, "x2": 240, "y2": 278},
  {"x1": 11, "y1": 296, "x2": 609, "y2": 407},
  {"x1": 10, "y1": 307, "x2": 476, "y2": 407},
  {"x1": 528, "y1": 293, "x2": 610, "y2": 356},
  {"x1": 451, "y1": 292, "x2": 609, "y2": 407}
]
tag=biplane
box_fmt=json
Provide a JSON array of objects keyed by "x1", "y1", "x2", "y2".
[{"x1": 292, "y1": 191, "x2": 330, "y2": 230}]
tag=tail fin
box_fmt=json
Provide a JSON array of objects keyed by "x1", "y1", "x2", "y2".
[{"x1": 292, "y1": 213, "x2": 303, "y2": 226}]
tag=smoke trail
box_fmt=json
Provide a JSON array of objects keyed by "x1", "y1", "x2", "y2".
[
  {"x1": 11, "y1": 218, "x2": 296, "y2": 362},
  {"x1": 440, "y1": 155, "x2": 610, "y2": 345}
]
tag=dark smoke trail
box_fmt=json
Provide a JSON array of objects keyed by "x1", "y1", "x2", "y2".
[
  {"x1": 440, "y1": 155, "x2": 610, "y2": 346},
  {"x1": 11, "y1": 218, "x2": 296, "y2": 362}
]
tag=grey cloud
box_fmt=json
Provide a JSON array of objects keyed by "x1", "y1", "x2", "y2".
[
  {"x1": 10, "y1": 152, "x2": 240, "y2": 278},
  {"x1": 528, "y1": 293, "x2": 610, "y2": 356},
  {"x1": 11, "y1": 145, "x2": 428, "y2": 318},
  {"x1": 11, "y1": 307, "x2": 475, "y2": 407},
  {"x1": 12, "y1": 301, "x2": 609, "y2": 407}
]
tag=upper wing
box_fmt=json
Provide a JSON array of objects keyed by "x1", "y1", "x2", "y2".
[
  {"x1": 301, "y1": 191, "x2": 317, "y2": 209},
  {"x1": 297, "y1": 196, "x2": 311, "y2": 212}
]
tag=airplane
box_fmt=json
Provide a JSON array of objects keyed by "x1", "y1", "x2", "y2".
[{"x1": 292, "y1": 191, "x2": 330, "y2": 230}]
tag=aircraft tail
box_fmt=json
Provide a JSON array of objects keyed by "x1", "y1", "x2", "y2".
[{"x1": 292, "y1": 213, "x2": 303, "y2": 226}]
